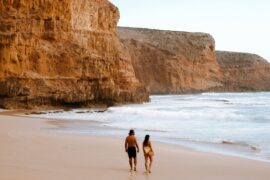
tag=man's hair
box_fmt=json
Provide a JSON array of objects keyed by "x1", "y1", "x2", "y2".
[{"x1": 129, "y1": 129, "x2": 135, "y2": 135}]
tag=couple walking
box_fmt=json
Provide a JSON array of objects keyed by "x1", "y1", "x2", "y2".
[{"x1": 125, "y1": 129, "x2": 154, "y2": 173}]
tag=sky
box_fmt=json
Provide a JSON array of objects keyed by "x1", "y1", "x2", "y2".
[{"x1": 110, "y1": 0, "x2": 270, "y2": 61}]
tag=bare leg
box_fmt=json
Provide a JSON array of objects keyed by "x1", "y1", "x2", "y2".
[
  {"x1": 149, "y1": 155, "x2": 153, "y2": 173},
  {"x1": 129, "y1": 158, "x2": 133, "y2": 171},
  {"x1": 134, "y1": 158, "x2": 137, "y2": 171},
  {"x1": 144, "y1": 156, "x2": 148, "y2": 172}
]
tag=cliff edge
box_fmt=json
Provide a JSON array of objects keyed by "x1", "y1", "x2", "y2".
[
  {"x1": 118, "y1": 27, "x2": 223, "y2": 94},
  {"x1": 217, "y1": 51, "x2": 270, "y2": 91},
  {"x1": 118, "y1": 27, "x2": 270, "y2": 93},
  {"x1": 0, "y1": 0, "x2": 149, "y2": 109}
]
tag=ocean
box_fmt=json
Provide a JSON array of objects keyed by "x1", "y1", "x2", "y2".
[{"x1": 30, "y1": 92, "x2": 270, "y2": 162}]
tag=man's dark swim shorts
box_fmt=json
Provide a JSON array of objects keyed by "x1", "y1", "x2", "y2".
[{"x1": 127, "y1": 147, "x2": 137, "y2": 158}]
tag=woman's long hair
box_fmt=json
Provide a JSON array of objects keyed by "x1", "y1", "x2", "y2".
[{"x1": 143, "y1": 135, "x2": 150, "y2": 146}]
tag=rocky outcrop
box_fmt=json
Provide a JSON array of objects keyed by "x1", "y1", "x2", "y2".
[
  {"x1": 217, "y1": 51, "x2": 270, "y2": 91},
  {"x1": 118, "y1": 27, "x2": 270, "y2": 94},
  {"x1": 118, "y1": 27, "x2": 223, "y2": 94},
  {"x1": 0, "y1": 0, "x2": 149, "y2": 109}
]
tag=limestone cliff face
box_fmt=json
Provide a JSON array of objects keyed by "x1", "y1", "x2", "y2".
[
  {"x1": 0, "y1": 0, "x2": 149, "y2": 109},
  {"x1": 217, "y1": 51, "x2": 270, "y2": 91},
  {"x1": 118, "y1": 27, "x2": 223, "y2": 94}
]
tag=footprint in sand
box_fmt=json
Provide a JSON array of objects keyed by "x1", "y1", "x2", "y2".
[{"x1": 128, "y1": 171, "x2": 137, "y2": 180}]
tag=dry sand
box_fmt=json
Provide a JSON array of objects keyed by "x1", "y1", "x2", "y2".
[{"x1": 0, "y1": 114, "x2": 270, "y2": 180}]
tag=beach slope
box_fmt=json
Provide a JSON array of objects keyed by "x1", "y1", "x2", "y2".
[{"x1": 0, "y1": 115, "x2": 270, "y2": 180}]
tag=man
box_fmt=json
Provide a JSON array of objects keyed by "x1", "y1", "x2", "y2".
[{"x1": 125, "y1": 129, "x2": 139, "y2": 171}]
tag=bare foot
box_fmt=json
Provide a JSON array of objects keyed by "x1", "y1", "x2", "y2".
[
  {"x1": 134, "y1": 167, "x2": 137, "y2": 171},
  {"x1": 148, "y1": 170, "x2": 151, "y2": 173}
]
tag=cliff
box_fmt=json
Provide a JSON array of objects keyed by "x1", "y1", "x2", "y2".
[
  {"x1": 0, "y1": 0, "x2": 149, "y2": 109},
  {"x1": 118, "y1": 27, "x2": 223, "y2": 94},
  {"x1": 118, "y1": 27, "x2": 270, "y2": 94},
  {"x1": 216, "y1": 51, "x2": 270, "y2": 91}
]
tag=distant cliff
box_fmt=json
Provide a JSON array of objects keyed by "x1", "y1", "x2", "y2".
[
  {"x1": 118, "y1": 27, "x2": 270, "y2": 93},
  {"x1": 0, "y1": 0, "x2": 149, "y2": 109},
  {"x1": 217, "y1": 51, "x2": 270, "y2": 91},
  {"x1": 118, "y1": 27, "x2": 223, "y2": 94}
]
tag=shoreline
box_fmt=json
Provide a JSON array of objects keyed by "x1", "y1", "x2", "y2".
[
  {"x1": 24, "y1": 112, "x2": 270, "y2": 164},
  {"x1": 1, "y1": 114, "x2": 270, "y2": 179},
  {"x1": 5, "y1": 108, "x2": 270, "y2": 164}
]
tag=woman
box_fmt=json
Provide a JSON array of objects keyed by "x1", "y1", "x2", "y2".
[{"x1": 142, "y1": 135, "x2": 154, "y2": 173}]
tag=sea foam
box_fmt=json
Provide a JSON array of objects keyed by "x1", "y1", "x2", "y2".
[{"x1": 31, "y1": 92, "x2": 270, "y2": 162}]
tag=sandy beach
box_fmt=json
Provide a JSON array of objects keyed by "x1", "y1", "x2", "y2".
[{"x1": 1, "y1": 114, "x2": 270, "y2": 180}]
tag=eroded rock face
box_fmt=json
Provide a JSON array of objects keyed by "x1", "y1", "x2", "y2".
[
  {"x1": 0, "y1": 0, "x2": 149, "y2": 109},
  {"x1": 118, "y1": 27, "x2": 223, "y2": 94},
  {"x1": 217, "y1": 51, "x2": 270, "y2": 91},
  {"x1": 118, "y1": 27, "x2": 270, "y2": 94}
]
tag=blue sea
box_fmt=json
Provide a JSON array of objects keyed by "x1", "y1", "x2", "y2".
[{"x1": 31, "y1": 92, "x2": 270, "y2": 162}]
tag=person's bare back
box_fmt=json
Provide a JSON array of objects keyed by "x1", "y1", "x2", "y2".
[{"x1": 125, "y1": 135, "x2": 137, "y2": 148}]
